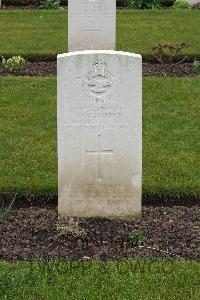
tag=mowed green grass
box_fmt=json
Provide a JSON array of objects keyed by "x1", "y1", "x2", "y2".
[
  {"x1": 0, "y1": 76, "x2": 199, "y2": 197},
  {"x1": 0, "y1": 9, "x2": 199, "y2": 56},
  {"x1": 0, "y1": 260, "x2": 200, "y2": 299}
]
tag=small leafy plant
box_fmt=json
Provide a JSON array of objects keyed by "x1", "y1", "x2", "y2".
[
  {"x1": 152, "y1": 43, "x2": 189, "y2": 66},
  {"x1": 0, "y1": 196, "x2": 16, "y2": 224},
  {"x1": 172, "y1": 0, "x2": 192, "y2": 9},
  {"x1": 129, "y1": 230, "x2": 145, "y2": 246},
  {"x1": 125, "y1": 0, "x2": 161, "y2": 9},
  {"x1": 39, "y1": 0, "x2": 60, "y2": 9},
  {"x1": 1, "y1": 56, "x2": 26, "y2": 72},
  {"x1": 193, "y1": 60, "x2": 200, "y2": 74}
]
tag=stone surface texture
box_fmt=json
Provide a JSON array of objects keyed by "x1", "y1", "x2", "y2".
[
  {"x1": 57, "y1": 50, "x2": 142, "y2": 218},
  {"x1": 68, "y1": 0, "x2": 116, "y2": 51}
]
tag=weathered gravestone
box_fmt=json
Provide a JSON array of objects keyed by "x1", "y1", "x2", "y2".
[
  {"x1": 57, "y1": 50, "x2": 142, "y2": 218},
  {"x1": 68, "y1": 0, "x2": 116, "y2": 51}
]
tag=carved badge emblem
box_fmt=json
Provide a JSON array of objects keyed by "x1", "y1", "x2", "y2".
[{"x1": 83, "y1": 58, "x2": 116, "y2": 103}]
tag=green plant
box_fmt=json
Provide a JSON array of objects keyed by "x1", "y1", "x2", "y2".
[
  {"x1": 152, "y1": 43, "x2": 189, "y2": 65},
  {"x1": 125, "y1": 0, "x2": 160, "y2": 9},
  {"x1": 129, "y1": 230, "x2": 145, "y2": 246},
  {"x1": 172, "y1": 0, "x2": 192, "y2": 9},
  {"x1": 39, "y1": 0, "x2": 60, "y2": 9},
  {"x1": 0, "y1": 196, "x2": 16, "y2": 224},
  {"x1": 1, "y1": 56, "x2": 26, "y2": 72},
  {"x1": 193, "y1": 59, "x2": 200, "y2": 74}
]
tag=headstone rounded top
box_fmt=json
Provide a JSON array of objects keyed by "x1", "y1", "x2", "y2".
[{"x1": 58, "y1": 50, "x2": 142, "y2": 60}]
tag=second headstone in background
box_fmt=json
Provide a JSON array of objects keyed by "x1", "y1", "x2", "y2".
[{"x1": 68, "y1": 0, "x2": 116, "y2": 52}]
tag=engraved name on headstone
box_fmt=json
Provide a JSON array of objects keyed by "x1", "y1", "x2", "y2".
[
  {"x1": 68, "y1": 0, "x2": 116, "y2": 51},
  {"x1": 57, "y1": 50, "x2": 142, "y2": 218}
]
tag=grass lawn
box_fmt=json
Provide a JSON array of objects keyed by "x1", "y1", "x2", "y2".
[
  {"x1": 0, "y1": 260, "x2": 199, "y2": 299},
  {"x1": 0, "y1": 9, "x2": 199, "y2": 57},
  {"x1": 0, "y1": 76, "x2": 199, "y2": 197}
]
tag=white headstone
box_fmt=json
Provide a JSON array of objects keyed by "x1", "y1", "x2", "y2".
[
  {"x1": 68, "y1": 0, "x2": 116, "y2": 52},
  {"x1": 57, "y1": 50, "x2": 142, "y2": 218}
]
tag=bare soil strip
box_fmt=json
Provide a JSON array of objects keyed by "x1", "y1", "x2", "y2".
[
  {"x1": 0, "y1": 206, "x2": 199, "y2": 261},
  {"x1": 0, "y1": 62, "x2": 198, "y2": 77}
]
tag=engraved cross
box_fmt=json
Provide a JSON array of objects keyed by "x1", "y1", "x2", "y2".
[{"x1": 86, "y1": 134, "x2": 113, "y2": 181}]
